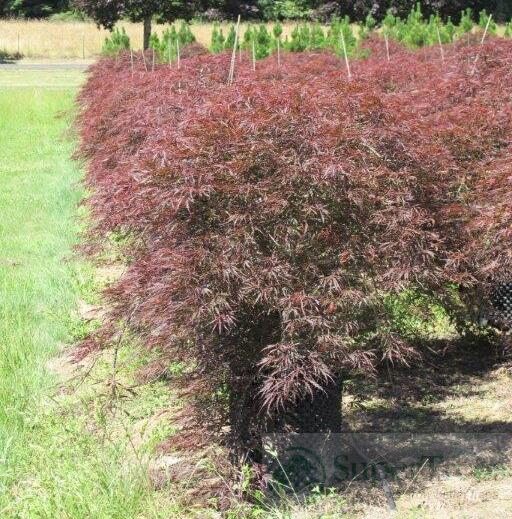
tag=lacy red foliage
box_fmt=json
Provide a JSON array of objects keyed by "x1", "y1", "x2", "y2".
[{"x1": 77, "y1": 39, "x2": 512, "y2": 442}]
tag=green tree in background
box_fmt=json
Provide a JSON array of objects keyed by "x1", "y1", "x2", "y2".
[
  {"x1": 258, "y1": 0, "x2": 314, "y2": 19},
  {"x1": 0, "y1": 0, "x2": 68, "y2": 17},
  {"x1": 74, "y1": 0, "x2": 197, "y2": 49},
  {"x1": 1, "y1": 1, "x2": 511, "y2": 26}
]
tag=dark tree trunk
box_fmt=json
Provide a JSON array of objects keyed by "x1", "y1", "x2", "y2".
[
  {"x1": 226, "y1": 310, "x2": 283, "y2": 461},
  {"x1": 228, "y1": 377, "x2": 261, "y2": 460},
  {"x1": 143, "y1": 16, "x2": 152, "y2": 50},
  {"x1": 228, "y1": 375, "x2": 344, "y2": 465}
]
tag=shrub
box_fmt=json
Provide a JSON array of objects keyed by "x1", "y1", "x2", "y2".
[
  {"x1": 478, "y1": 9, "x2": 498, "y2": 34},
  {"x1": 78, "y1": 39, "x2": 512, "y2": 455},
  {"x1": 224, "y1": 24, "x2": 237, "y2": 50},
  {"x1": 178, "y1": 21, "x2": 195, "y2": 46},
  {"x1": 254, "y1": 25, "x2": 273, "y2": 58},
  {"x1": 359, "y1": 12, "x2": 377, "y2": 39},
  {"x1": 150, "y1": 22, "x2": 196, "y2": 62},
  {"x1": 285, "y1": 17, "x2": 357, "y2": 55},
  {"x1": 273, "y1": 21, "x2": 283, "y2": 40},
  {"x1": 326, "y1": 17, "x2": 357, "y2": 55},
  {"x1": 210, "y1": 23, "x2": 226, "y2": 53},
  {"x1": 458, "y1": 7, "x2": 474, "y2": 34},
  {"x1": 102, "y1": 27, "x2": 130, "y2": 56},
  {"x1": 241, "y1": 24, "x2": 278, "y2": 60},
  {"x1": 381, "y1": 5, "x2": 503, "y2": 49},
  {"x1": 49, "y1": 9, "x2": 89, "y2": 21}
]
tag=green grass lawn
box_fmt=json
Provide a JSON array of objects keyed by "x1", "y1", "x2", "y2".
[{"x1": 0, "y1": 75, "x2": 172, "y2": 518}]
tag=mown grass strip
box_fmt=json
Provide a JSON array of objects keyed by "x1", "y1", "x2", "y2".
[{"x1": 0, "y1": 80, "x2": 172, "y2": 518}]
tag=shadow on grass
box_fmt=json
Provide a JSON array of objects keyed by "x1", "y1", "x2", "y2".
[{"x1": 0, "y1": 49, "x2": 23, "y2": 63}]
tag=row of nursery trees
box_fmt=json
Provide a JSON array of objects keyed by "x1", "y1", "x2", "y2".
[
  {"x1": 79, "y1": 38, "x2": 512, "y2": 465},
  {"x1": 103, "y1": 5, "x2": 512, "y2": 58}
]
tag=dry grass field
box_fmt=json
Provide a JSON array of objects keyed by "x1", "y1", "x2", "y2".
[
  {"x1": 0, "y1": 19, "x2": 299, "y2": 59},
  {"x1": 0, "y1": 18, "x2": 505, "y2": 61}
]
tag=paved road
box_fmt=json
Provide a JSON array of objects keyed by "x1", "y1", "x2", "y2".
[
  {"x1": 0, "y1": 61, "x2": 92, "y2": 71},
  {"x1": 0, "y1": 61, "x2": 91, "y2": 88}
]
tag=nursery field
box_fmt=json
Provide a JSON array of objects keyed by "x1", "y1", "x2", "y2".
[
  {"x1": 2, "y1": 16, "x2": 512, "y2": 518},
  {"x1": 0, "y1": 11, "x2": 508, "y2": 60},
  {"x1": 72, "y1": 33, "x2": 512, "y2": 517}
]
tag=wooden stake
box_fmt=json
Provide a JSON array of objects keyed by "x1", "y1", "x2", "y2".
[
  {"x1": 130, "y1": 48, "x2": 134, "y2": 77},
  {"x1": 480, "y1": 14, "x2": 493, "y2": 45},
  {"x1": 228, "y1": 15, "x2": 241, "y2": 85},
  {"x1": 384, "y1": 33, "x2": 390, "y2": 62},
  {"x1": 471, "y1": 14, "x2": 492, "y2": 76},
  {"x1": 436, "y1": 26, "x2": 445, "y2": 65},
  {"x1": 141, "y1": 50, "x2": 148, "y2": 72},
  {"x1": 168, "y1": 42, "x2": 172, "y2": 68},
  {"x1": 340, "y1": 30, "x2": 352, "y2": 79},
  {"x1": 277, "y1": 38, "x2": 281, "y2": 67},
  {"x1": 252, "y1": 39, "x2": 256, "y2": 72},
  {"x1": 177, "y1": 38, "x2": 181, "y2": 69}
]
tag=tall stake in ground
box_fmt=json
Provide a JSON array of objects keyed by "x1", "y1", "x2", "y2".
[
  {"x1": 384, "y1": 33, "x2": 390, "y2": 62},
  {"x1": 177, "y1": 38, "x2": 181, "y2": 70},
  {"x1": 471, "y1": 14, "x2": 492, "y2": 75},
  {"x1": 436, "y1": 26, "x2": 445, "y2": 65},
  {"x1": 252, "y1": 39, "x2": 256, "y2": 72},
  {"x1": 130, "y1": 48, "x2": 134, "y2": 77},
  {"x1": 340, "y1": 30, "x2": 352, "y2": 79},
  {"x1": 228, "y1": 15, "x2": 241, "y2": 85}
]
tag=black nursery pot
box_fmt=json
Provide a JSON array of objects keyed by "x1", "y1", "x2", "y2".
[{"x1": 487, "y1": 282, "x2": 512, "y2": 330}]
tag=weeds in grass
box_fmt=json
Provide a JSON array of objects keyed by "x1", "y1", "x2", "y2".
[{"x1": 473, "y1": 463, "x2": 512, "y2": 481}]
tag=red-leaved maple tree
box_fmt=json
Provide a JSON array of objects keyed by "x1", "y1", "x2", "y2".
[{"x1": 77, "y1": 38, "x2": 512, "y2": 452}]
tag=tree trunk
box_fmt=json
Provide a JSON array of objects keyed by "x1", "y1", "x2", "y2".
[
  {"x1": 228, "y1": 377, "x2": 261, "y2": 461},
  {"x1": 143, "y1": 16, "x2": 152, "y2": 51}
]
